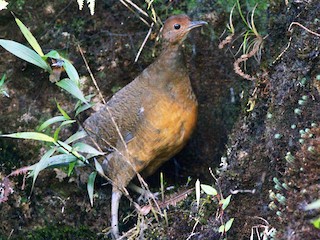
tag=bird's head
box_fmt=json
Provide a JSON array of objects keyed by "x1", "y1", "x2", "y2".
[{"x1": 161, "y1": 15, "x2": 207, "y2": 45}]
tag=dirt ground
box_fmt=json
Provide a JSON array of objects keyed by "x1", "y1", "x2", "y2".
[{"x1": 0, "y1": 0, "x2": 319, "y2": 239}]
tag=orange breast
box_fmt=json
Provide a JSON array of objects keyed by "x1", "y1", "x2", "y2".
[{"x1": 126, "y1": 90, "x2": 198, "y2": 176}]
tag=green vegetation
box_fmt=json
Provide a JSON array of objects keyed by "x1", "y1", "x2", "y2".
[
  {"x1": 7, "y1": 0, "x2": 25, "y2": 11},
  {"x1": 22, "y1": 225, "x2": 104, "y2": 240},
  {"x1": 218, "y1": 0, "x2": 268, "y2": 82},
  {"x1": 195, "y1": 178, "x2": 234, "y2": 238},
  {"x1": 0, "y1": 16, "x2": 100, "y2": 207},
  {"x1": 0, "y1": 73, "x2": 9, "y2": 97},
  {"x1": 217, "y1": 0, "x2": 268, "y2": 31}
]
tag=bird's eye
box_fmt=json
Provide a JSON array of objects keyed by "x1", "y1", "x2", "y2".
[{"x1": 174, "y1": 24, "x2": 181, "y2": 30}]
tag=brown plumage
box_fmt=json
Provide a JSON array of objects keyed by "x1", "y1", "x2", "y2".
[{"x1": 83, "y1": 14, "x2": 207, "y2": 238}]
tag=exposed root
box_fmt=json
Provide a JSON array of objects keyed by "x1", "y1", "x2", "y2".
[{"x1": 233, "y1": 37, "x2": 263, "y2": 81}]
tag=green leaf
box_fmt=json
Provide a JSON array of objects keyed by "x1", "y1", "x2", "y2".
[
  {"x1": 224, "y1": 218, "x2": 234, "y2": 232},
  {"x1": 53, "y1": 127, "x2": 61, "y2": 142},
  {"x1": 45, "y1": 50, "x2": 60, "y2": 59},
  {"x1": 47, "y1": 154, "x2": 82, "y2": 167},
  {"x1": 218, "y1": 224, "x2": 225, "y2": 233},
  {"x1": 57, "y1": 145, "x2": 69, "y2": 155},
  {"x1": 30, "y1": 148, "x2": 55, "y2": 191},
  {"x1": 63, "y1": 59, "x2": 80, "y2": 84},
  {"x1": 57, "y1": 140, "x2": 72, "y2": 152},
  {"x1": 220, "y1": 195, "x2": 232, "y2": 210},
  {"x1": 1, "y1": 132, "x2": 56, "y2": 142},
  {"x1": 45, "y1": 50, "x2": 79, "y2": 83},
  {"x1": 0, "y1": 73, "x2": 5, "y2": 86},
  {"x1": 70, "y1": 149, "x2": 86, "y2": 162},
  {"x1": 56, "y1": 78, "x2": 87, "y2": 103},
  {"x1": 75, "y1": 102, "x2": 94, "y2": 116},
  {"x1": 68, "y1": 161, "x2": 76, "y2": 176},
  {"x1": 56, "y1": 101, "x2": 71, "y2": 119},
  {"x1": 311, "y1": 217, "x2": 320, "y2": 229},
  {"x1": 14, "y1": 17, "x2": 44, "y2": 56},
  {"x1": 73, "y1": 142, "x2": 105, "y2": 157},
  {"x1": 38, "y1": 116, "x2": 67, "y2": 131},
  {"x1": 87, "y1": 171, "x2": 97, "y2": 206},
  {"x1": 0, "y1": 40, "x2": 50, "y2": 71},
  {"x1": 60, "y1": 119, "x2": 76, "y2": 127},
  {"x1": 28, "y1": 154, "x2": 82, "y2": 179},
  {"x1": 73, "y1": 142, "x2": 104, "y2": 157},
  {"x1": 65, "y1": 130, "x2": 87, "y2": 144},
  {"x1": 201, "y1": 184, "x2": 218, "y2": 196},
  {"x1": 305, "y1": 199, "x2": 320, "y2": 210},
  {"x1": 52, "y1": 120, "x2": 76, "y2": 141},
  {"x1": 0, "y1": 73, "x2": 8, "y2": 97},
  {"x1": 94, "y1": 158, "x2": 106, "y2": 177},
  {"x1": 75, "y1": 94, "x2": 95, "y2": 110}
]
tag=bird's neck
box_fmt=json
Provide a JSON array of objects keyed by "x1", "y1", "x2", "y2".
[
  {"x1": 159, "y1": 44, "x2": 185, "y2": 70},
  {"x1": 142, "y1": 43, "x2": 188, "y2": 88}
]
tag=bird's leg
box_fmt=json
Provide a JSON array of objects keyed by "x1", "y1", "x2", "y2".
[
  {"x1": 111, "y1": 186, "x2": 122, "y2": 239},
  {"x1": 128, "y1": 182, "x2": 159, "y2": 202}
]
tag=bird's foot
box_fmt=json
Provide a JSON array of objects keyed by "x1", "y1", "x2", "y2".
[{"x1": 128, "y1": 183, "x2": 159, "y2": 203}]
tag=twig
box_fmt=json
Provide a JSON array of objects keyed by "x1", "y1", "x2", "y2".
[
  {"x1": 186, "y1": 219, "x2": 200, "y2": 240},
  {"x1": 122, "y1": 0, "x2": 149, "y2": 17},
  {"x1": 77, "y1": 44, "x2": 106, "y2": 104},
  {"x1": 209, "y1": 167, "x2": 224, "y2": 198},
  {"x1": 135, "y1": 23, "x2": 154, "y2": 62},
  {"x1": 8, "y1": 229, "x2": 14, "y2": 240},
  {"x1": 119, "y1": 0, "x2": 150, "y2": 27},
  {"x1": 289, "y1": 21, "x2": 320, "y2": 37},
  {"x1": 274, "y1": 21, "x2": 319, "y2": 64},
  {"x1": 273, "y1": 36, "x2": 292, "y2": 64},
  {"x1": 78, "y1": 44, "x2": 137, "y2": 187}
]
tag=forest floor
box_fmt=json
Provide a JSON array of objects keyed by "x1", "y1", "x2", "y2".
[{"x1": 0, "y1": 0, "x2": 319, "y2": 239}]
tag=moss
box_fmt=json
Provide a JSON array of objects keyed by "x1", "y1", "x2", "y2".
[{"x1": 13, "y1": 225, "x2": 105, "y2": 240}]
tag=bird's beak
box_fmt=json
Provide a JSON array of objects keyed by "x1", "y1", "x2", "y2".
[{"x1": 187, "y1": 20, "x2": 208, "y2": 30}]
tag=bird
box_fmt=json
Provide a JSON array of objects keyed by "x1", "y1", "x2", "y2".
[{"x1": 82, "y1": 14, "x2": 207, "y2": 238}]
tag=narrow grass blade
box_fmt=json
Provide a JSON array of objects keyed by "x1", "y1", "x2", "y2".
[
  {"x1": 68, "y1": 161, "x2": 76, "y2": 176},
  {"x1": 65, "y1": 131, "x2": 87, "y2": 144},
  {"x1": 14, "y1": 17, "x2": 44, "y2": 56},
  {"x1": 1, "y1": 132, "x2": 55, "y2": 142},
  {"x1": 73, "y1": 142, "x2": 104, "y2": 157},
  {"x1": 87, "y1": 171, "x2": 97, "y2": 206},
  {"x1": 38, "y1": 116, "x2": 67, "y2": 131},
  {"x1": 0, "y1": 40, "x2": 50, "y2": 71},
  {"x1": 29, "y1": 153, "x2": 80, "y2": 180},
  {"x1": 57, "y1": 140, "x2": 72, "y2": 152},
  {"x1": 30, "y1": 148, "x2": 55, "y2": 191},
  {"x1": 63, "y1": 59, "x2": 80, "y2": 84},
  {"x1": 56, "y1": 78, "x2": 87, "y2": 103},
  {"x1": 56, "y1": 101, "x2": 71, "y2": 120},
  {"x1": 60, "y1": 120, "x2": 76, "y2": 127},
  {"x1": 94, "y1": 158, "x2": 106, "y2": 177},
  {"x1": 0, "y1": 73, "x2": 5, "y2": 85},
  {"x1": 75, "y1": 102, "x2": 94, "y2": 116}
]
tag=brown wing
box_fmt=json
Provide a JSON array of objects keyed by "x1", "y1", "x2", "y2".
[{"x1": 83, "y1": 78, "x2": 153, "y2": 152}]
